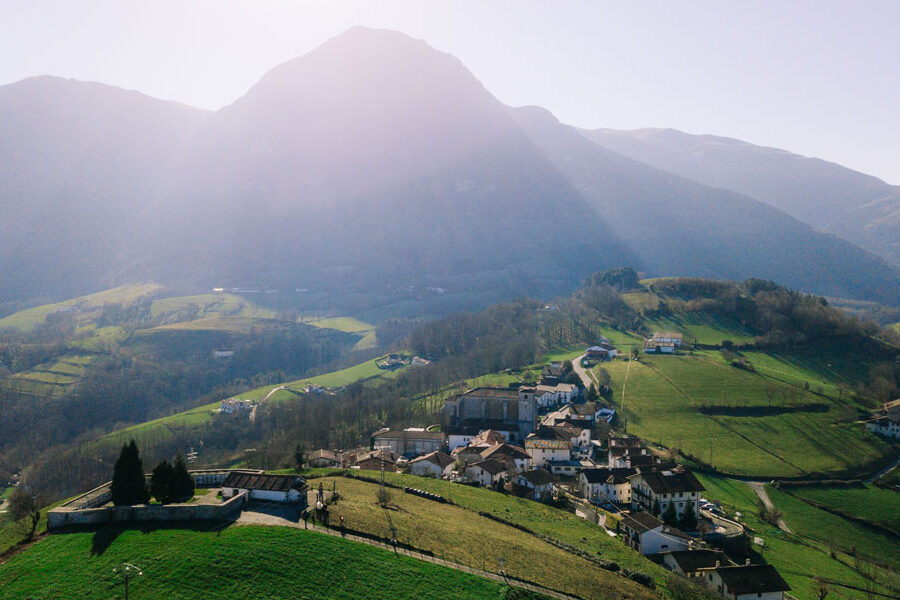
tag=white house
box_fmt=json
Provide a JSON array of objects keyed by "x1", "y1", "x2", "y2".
[
  {"x1": 408, "y1": 451, "x2": 454, "y2": 479},
  {"x1": 704, "y1": 564, "x2": 791, "y2": 600},
  {"x1": 525, "y1": 427, "x2": 572, "y2": 467},
  {"x1": 479, "y1": 443, "x2": 532, "y2": 472},
  {"x1": 662, "y1": 550, "x2": 728, "y2": 579},
  {"x1": 579, "y1": 467, "x2": 635, "y2": 505},
  {"x1": 466, "y1": 459, "x2": 513, "y2": 487},
  {"x1": 620, "y1": 511, "x2": 692, "y2": 555},
  {"x1": 515, "y1": 468, "x2": 555, "y2": 501},
  {"x1": 865, "y1": 400, "x2": 900, "y2": 438},
  {"x1": 221, "y1": 472, "x2": 307, "y2": 505},
  {"x1": 630, "y1": 467, "x2": 705, "y2": 521}
]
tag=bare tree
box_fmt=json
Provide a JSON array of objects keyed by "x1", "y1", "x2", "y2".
[{"x1": 7, "y1": 487, "x2": 42, "y2": 540}]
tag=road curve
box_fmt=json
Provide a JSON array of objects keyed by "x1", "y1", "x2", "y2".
[
  {"x1": 571, "y1": 354, "x2": 596, "y2": 389},
  {"x1": 747, "y1": 481, "x2": 792, "y2": 534}
]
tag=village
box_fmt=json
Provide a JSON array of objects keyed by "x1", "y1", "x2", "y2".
[
  {"x1": 295, "y1": 334, "x2": 792, "y2": 600},
  {"x1": 41, "y1": 329, "x2": 895, "y2": 600}
]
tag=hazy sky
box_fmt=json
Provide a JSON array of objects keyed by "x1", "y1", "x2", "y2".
[{"x1": 2, "y1": 1, "x2": 898, "y2": 184}]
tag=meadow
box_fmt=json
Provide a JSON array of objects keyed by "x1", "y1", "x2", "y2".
[
  {"x1": 311, "y1": 473, "x2": 672, "y2": 600},
  {"x1": 696, "y1": 474, "x2": 899, "y2": 600},
  {"x1": 0, "y1": 525, "x2": 544, "y2": 600},
  {"x1": 602, "y1": 353, "x2": 890, "y2": 477},
  {"x1": 784, "y1": 483, "x2": 900, "y2": 534}
]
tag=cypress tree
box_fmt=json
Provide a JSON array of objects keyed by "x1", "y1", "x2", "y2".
[
  {"x1": 150, "y1": 460, "x2": 175, "y2": 504},
  {"x1": 679, "y1": 500, "x2": 698, "y2": 531},
  {"x1": 172, "y1": 454, "x2": 194, "y2": 500},
  {"x1": 663, "y1": 501, "x2": 678, "y2": 526},
  {"x1": 111, "y1": 439, "x2": 149, "y2": 505}
]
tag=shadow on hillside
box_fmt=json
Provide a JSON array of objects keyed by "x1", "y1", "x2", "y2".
[{"x1": 55, "y1": 520, "x2": 238, "y2": 556}]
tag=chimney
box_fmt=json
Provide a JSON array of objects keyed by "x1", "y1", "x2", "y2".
[
  {"x1": 715, "y1": 560, "x2": 721, "y2": 568},
  {"x1": 745, "y1": 558, "x2": 751, "y2": 566}
]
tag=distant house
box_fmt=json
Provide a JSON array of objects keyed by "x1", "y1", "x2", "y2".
[
  {"x1": 515, "y1": 468, "x2": 555, "y2": 501},
  {"x1": 540, "y1": 362, "x2": 565, "y2": 386},
  {"x1": 586, "y1": 343, "x2": 617, "y2": 361},
  {"x1": 525, "y1": 427, "x2": 572, "y2": 467},
  {"x1": 644, "y1": 332, "x2": 683, "y2": 354},
  {"x1": 212, "y1": 349, "x2": 235, "y2": 359},
  {"x1": 221, "y1": 473, "x2": 307, "y2": 505},
  {"x1": 451, "y1": 444, "x2": 489, "y2": 466},
  {"x1": 579, "y1": 467, "x2": 635, "y2": 505},
  {"x1": 630, "y1": 466, "x2": 705, "y2": 520},
  {"x1": 548, "y1": 459, "x2": 595, "y2": 477},
  {"x1": 220, "y1": 398, "x2": 253, "y2": 414},
  {"x1": 355, "y1": 448, "x2": 398, "y2": 471},
  {"x1": 409, "y1": 451, "x2": 454, "y2": 479},
  {"x1": 372, "y1": 428, "x2": 444, "y2": 456},
  {"x1": 705, "y1": 564, "x2": 791, "y2": 600},
  {"x1": 620, "y1": 511, "x2": 692, "y2": 555},
  {"x1": 662, "y1": 549, "x2": 728, "y2": 579},
  {"x1": 467, "y1": 459, "x2": 514, "y2": 488},
  {"x1": 479, "y1": 443, "x2": 532, "y2": 472},
  {"x1": 865, "y1": 399, "x2": 900, "y2": 439},
  {"x1": 308, "y1": 449, "x2": 341, "y2": 468},
  {"x1": 470, "y1": 429, "x2": 507, "y2": 446},
  {"x1": 411, "y1": 356, "x2": 432, "y2": 367}
]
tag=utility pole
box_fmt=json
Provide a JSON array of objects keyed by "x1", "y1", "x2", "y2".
[
  {"x1": 621, "y1": 356, "x2": 632, "y2": 434},
  {"x1": 113, "y1": 563, "x2": 142, "y2": 600}
]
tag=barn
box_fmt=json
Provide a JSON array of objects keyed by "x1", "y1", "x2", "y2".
[{"x1": 221, "y1": 472, "x2": 308, "y2": 506}]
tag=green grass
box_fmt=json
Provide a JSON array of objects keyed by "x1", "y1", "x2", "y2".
[
  {"x1": 767, "y1": 486, "x2": 900, "y2": 571},
  {"x1": 604, "y1": 353, "x2": 890, "y2": 477},
  {"x1": 784, "y1": 483, "x2": 900, "y2": 534},
  {"x1": 696, "y1": 474, "x2": 899, "y2": 600},
  {"x1": 644, "y1": 312, "x2": 757, "y2": 345},
  {"x1": 0, "y1": 525, "x2": 543, "y2": 600},
  {"x1": 306, "y1": 316, "x2": 374, "y2": 333},
  {"x1": 0, "y1": 284, "x2": 162, "y2": 332},
  {"x1": 312, "y1": 474, "x2": 664, "y2": 600}
]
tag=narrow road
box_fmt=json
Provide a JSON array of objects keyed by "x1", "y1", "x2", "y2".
[
  {"x1": 571, "y1": 354, "x2": 596, "y2": 389},
  {"x1": 235, "y1": 512, "x2": 579, "y2": 600},
  {"x1": 865, "y1": 453, "x2": 900, "y2": 483},
  {"x1": 747, "y1": 481, "x2": 792, "y2": 534}
]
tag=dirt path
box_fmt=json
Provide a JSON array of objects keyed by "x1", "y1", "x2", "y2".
[
  {"x1": 571, "y1": 354, "x2": 596, "y2": 389},
  {"x1": 747, "y1": 481, "x2": 792, "y2": 534},
  {"x1": 235, "y1": 510, "x2": 579, "y2": 600}
]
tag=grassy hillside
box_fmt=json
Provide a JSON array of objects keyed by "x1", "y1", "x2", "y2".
[
  {"x1": 696, "y1": 474, "x2": 899, "y2": 600},
  {"x1": 602, "y1": 352, "x2": 891, "y2": 478},
  {"x1": 306, "y1": 472, "x2": 685, "y2": 600},
  {"x1": 783, "y1": 483, "x2": 900, "y2": 534},
  {"x1": 0, "y1": 525, "x2": 544, "y2": 600},
  {"x1": 0, "y1": 283, "x2": 163, "y2": 332}
]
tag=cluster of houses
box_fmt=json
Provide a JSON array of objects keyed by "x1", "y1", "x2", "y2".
[
  {"x1": 864, "y1": 398, "x2": 900, "y2": 439},
  {"x1": 643, "y1": 331, "x2": 684, "y2": 354}
]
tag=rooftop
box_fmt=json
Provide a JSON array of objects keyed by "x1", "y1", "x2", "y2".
[
  {"x1": 222, "y1": 472, "x2": 306, "y2": 493},
  {"x1": 716, "y1": 564, "x2": 791, "y2": 594},
  {"x1": 639, "y1": 468, "x2": 705, "y2": 494}
]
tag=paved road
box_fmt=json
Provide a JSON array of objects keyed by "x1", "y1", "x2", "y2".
[
  {"x1": 699, "y1": 509, "x2": 744, "y2": 537},
  {"x1": 865, "y1": 454, "x2": 900, "y2": 483},
  {"x1": 236, "y1": 507, "x2": 579, "y2": 600},
  {"x1": 571, "y1": 354, "x2": 595, "y2": 389},
  {"x1": 747, "y1": 481, "x2": 792, "y2": 534}
]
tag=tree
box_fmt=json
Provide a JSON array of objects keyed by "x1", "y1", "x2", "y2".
[
  {"x1": 172, "y1": 454, "x2": 194, "y2": 500},
  {"x1": 111, "y1": 439, "x2": 149, "y2": 506},
  {"x1": 294, "y1": 444, "x2": 306, "y2": 471},
  {"x1": 663, "y1": 501, "x2": 678, "y2": 526},
  {"x1": 7, "y1": 487, "x2": 41, "y2": 540},
  {"x1": 561, "y1": 360, "x2": 573, "y2": 375},
  {"x1": 652, "y1": 498, "x2": 661, "y2": 517},
  {"x1": 586, "y1": 383, "x2": 598, "y2": 403},
  {"x1": 150, "y1": 460, "x2": 175, "y2": 504},
  {"x1": 679, "y1": 501, "x2": 698, "y2": 531}
]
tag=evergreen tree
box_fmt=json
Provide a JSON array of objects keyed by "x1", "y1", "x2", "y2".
[
  {"x1": 150, "y1": 459, "x2": 175, "y2": 504},
  {"x1": 652, "y1": 498, "x2": 661, "y2": 517},
  {"x1": 172, "y1": 454, "x2": 195, "y2": 499},
  {"x1": 294, "y1": 444, "x2": 306, "y2": 471},
  {"x1": 679, "y1": 501, "x2": 698, "y2": 531},
  {"x1": 111, "y1": 439, "x2": 149, "y2": 505},
  {"x1": 663, "y1": 501, "x2": 678, "y2": 526}
]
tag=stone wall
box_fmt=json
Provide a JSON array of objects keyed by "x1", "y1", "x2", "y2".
[{"x1": 48, "y1": 491, "x2": 246, "y2": 530}]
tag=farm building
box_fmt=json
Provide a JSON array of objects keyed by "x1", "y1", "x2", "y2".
[
  {"x1": 515, "y1": 468, "x2": 555, "y2": 501},
  {"x1": 865, "y1": 399, "x2": 900, "y2": 438},
  {"x1": 408, "y1": 451, "x2": 454, "y2": 478},
  {"x1": 221, "y1": 473, "x2": 308, "y2": 505}
]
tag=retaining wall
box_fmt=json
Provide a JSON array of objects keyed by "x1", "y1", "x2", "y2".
[{"x1": 48, "y1": 491, "x2": 246, "y2": 530}]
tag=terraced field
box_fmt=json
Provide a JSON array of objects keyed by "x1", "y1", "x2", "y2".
[
  {"x1": 0, "y1": 354, "x2": 96, "y2": 397},
  {"x1": 604, "y1": 353, "x2": 890, "y2": 477}
]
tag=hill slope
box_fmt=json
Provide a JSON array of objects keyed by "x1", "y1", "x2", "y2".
[{"x1": 581, "y1": 127, "x2": 900, "y2": 267}]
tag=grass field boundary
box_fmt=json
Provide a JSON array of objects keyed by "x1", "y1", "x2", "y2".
[{"x1": 776, "y1": 484, "x2": 900, "y2": 539}]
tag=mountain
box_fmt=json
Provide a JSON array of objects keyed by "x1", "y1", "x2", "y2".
[
  {"x1": 0, "y1": 76, "x2": 209, "y2": 302},
  {"x1": 1, "y1": 27, "x2": 899, "y2": 310},
  {"x1": 581, "y1": 127, "x2": 900, "y2": 267}
]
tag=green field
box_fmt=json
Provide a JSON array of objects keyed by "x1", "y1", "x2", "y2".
[
  {"x1": 784, "y1": 483, "x2": 900, "y2": 534},
  {"x1": 0, "y1": 525, "x2": 544, "y2": 600},
  {"x1": 644, "y1": 313, "x2": 757, "y2": 345},
  {"x1": 604, "y1": 353, "x2": 890, "y2": 477},
  {"x1": 311, "y1": 473, "x2": 668, "y2": 600},
  {"x1": 0, "y1": 284, "x2": 162, "y2": 332},
  {"x1": 306, "y1": 316, "x2": 374, "y2": 333},
  {"x1": 696, "y1": 474, "x2": 899, "y2": 600}
]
